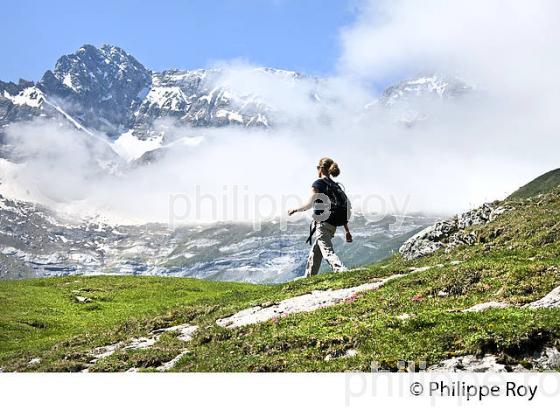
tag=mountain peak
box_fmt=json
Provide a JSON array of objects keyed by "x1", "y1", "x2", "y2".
[
  {"x1": 47, "y1": 44, "x2": 149, "y2": 90},
  {"x1": 381, "y1": 73, "x2": 474, "y2": 106},
  {"x1": 36, "y1": 44, "x2": 151, "y2": 136}
]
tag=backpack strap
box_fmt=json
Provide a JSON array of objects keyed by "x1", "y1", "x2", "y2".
[
  {"x1": 324, "y1": 178, "x2": 343, "y2": 194},
  {"x1": 306, "y1": 221, "x2": 317, "y2": 245}
]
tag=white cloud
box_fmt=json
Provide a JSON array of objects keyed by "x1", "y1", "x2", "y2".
[{"x1": 340, "y1": 0, "x2": 560, "y2": 88}]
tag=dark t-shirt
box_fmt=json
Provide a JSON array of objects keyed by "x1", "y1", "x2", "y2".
[
  {"x1": 312, "y1": 178, "x2": 329, "y2": 194},
  {"x1": 312, "y1": 178, "x2": 331, "y2": 218}
]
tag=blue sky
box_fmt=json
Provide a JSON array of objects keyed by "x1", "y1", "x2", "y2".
[{"x1": 0, "y1": 0, "x2": 358, "y2": 82}]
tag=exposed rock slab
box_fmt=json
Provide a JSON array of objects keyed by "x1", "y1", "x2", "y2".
[
  {"x1": 216, "y1": 274, "x2": 403, "y2": 328},
  {"x1": 525, "y1": 285, "x2": 560, "y2": 309},
  {"x1": 463, "y1": 301, "x2": 510, "y2": 312},
  {"x1": 157, "y1": 351, "x2": 191, "y2": 372},
  {"x1": 84, "y1": 323, "x2": 198, "y2": 372},
  {"x1": 530, "y1": 347, "x2": 560, "y2": 370}
]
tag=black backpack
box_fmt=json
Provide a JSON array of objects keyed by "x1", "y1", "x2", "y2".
[{"x1": 322, "y1": 178, "x2": 352, "y2": 226}]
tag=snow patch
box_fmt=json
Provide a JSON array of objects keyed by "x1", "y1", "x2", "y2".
[
  {"x1": 215, "y1": 109, "x2": 244, "y2": 123},
  {"x1": 4, "y1": 87, "x2": 44, "y2": 108},
  {"x1": 112, "y1": 130, "x2": 163, "y2": 161},
  {"x1": 63, "y1": 73, "x2": 76, "y2": 91}
]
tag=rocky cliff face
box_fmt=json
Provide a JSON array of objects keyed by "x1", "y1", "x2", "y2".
[{"x1": 128, "y1": 68, "x2": 273, "y2": 139}]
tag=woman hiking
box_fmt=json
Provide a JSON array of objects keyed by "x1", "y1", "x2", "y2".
[{"x1": 288, "y1": 157, "x2": 353, "y2": 277}]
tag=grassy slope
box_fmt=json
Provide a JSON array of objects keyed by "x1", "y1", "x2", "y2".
[
  {"x1": 1, "y1": 189, "x2": 560, "y2": 372},
  {"x1": 508, "y1": 168, "x2": 560, "y2": 200}
]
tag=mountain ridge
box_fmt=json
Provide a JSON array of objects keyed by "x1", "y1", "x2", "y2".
[{"x1": 1, "y1": 44, "x2": 473, "y2": 154}]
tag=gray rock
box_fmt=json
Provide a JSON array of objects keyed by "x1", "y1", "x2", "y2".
[
  {"x1": 87, "y1": 323, "x2": 198, "y2": 369},
  {"x1": 525, "y1": 285, "x2": 560, "y2": 309},
  {"x1": 216, "y1": 275, "x2": 403, "y2": 328},
  {"x1": 427, "y1": 354, "x2": 514, "y2": 372},
  {"x1": 28, "y1": 357, "x2": 41, "y2": 366},
  {"x1": 531, "y1": 347, "x2": 560, "y2": 370},
  {"x1": 157, "y1": 350, "x2": 190, "y2": 372},
  {"x1": 399, "y1": 203, "x2": 511, "y2": 260},
  {"x1": 428, "y1": 347, "x2": 560, "y2": 372},
  {"x1": 463, "y1": 301, "x2": 510, "y2": 312}
]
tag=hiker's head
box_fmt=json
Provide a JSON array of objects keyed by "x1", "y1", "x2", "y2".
[{"x1": 317, "y1": 157, "x2": 340, "y2": 178}]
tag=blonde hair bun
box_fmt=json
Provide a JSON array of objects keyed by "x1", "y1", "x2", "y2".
[{"x1": 328, "y1": 162, "x2": 340, "y2": 177}]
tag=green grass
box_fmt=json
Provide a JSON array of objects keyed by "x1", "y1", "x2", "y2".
[
  {"x1": 508, "y1": 168, "x2": 560, "y2": 200},
  {"x1": 2, "y1": 188, "x2": 560, "y2": 372},
  {"x1": 0, "y1": 275, "x2": 267, "y2": 370}
]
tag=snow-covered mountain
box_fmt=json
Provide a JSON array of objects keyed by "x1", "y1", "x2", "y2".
[
  {"x1": 0, "y1": 45, "x2": 292, "y2": 146},
  {"x1": 132, "y1": 69, "x2": 272, "y2": 134},
  {"x1": 1, "y1": 44, "x2": 474, "y2": 161},
  {"x1": 361, "y1": 74, "x2": 475, "y2": 126},
  {"x1": 380, "y1": 74, "x2": 474, "y2": 106}
]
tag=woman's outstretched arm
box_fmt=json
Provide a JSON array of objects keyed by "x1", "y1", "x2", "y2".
[{"x1": 288, "y1": 188, "x2": 319, "y2": 215}]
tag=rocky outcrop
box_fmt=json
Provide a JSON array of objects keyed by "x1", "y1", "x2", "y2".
[
  {"x1": 427, "y1": 354, "x2": 516, "y2": 372},
  {"x1": 460, "y1": 284, "x2": 560, "y2": 312},
  {"x1": 399, "y1": 203, "x2": 511, "y2": 260},
  {"x1": 427, "y1": 347, "x2": 560, "y2": 372}
]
